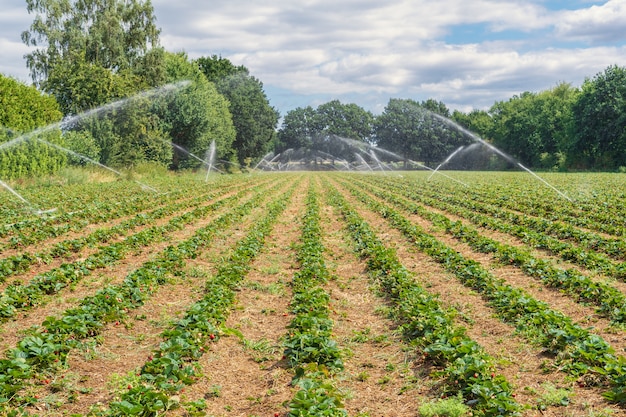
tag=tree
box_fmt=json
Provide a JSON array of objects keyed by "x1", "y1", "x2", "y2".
[
  {"x1": 22, "y1": 0, "x2": 161, "y2": 91},
  {"x1": 276, "y1": 106, "x2": 319, "y2": 152},
  {"x1": 196, "y1": 56, "x2": 279, "y2": 166},
  {"x1": 315, "y1": 100, "x2": 374, "y2": 142},
  {"x1": 20, "y1": 0, "x2": 170, "y2": 169},
  {"x1": 373, "y1": 98, "x2": 468, "y2": 167},
  {"x1": 196, "y1": 55, "x2": 247, "y2": 83},
  {"x1": 156, "y1": 52, "x2": 236, "y2": 170},
  {"x1": 451, "y1": 109, "x2": 493, "y2": 140},
  {"x1": 420, "y1": 98, "x2": 450, "y2": 118},
  {"x1": 489, "y1": 83, "x2": 578, "y2": 169},
  {"x1": 0, "y1": 74, "x2": 66, "y2": 178},
  {"x1": 568, "y1": 65, "x2": 626, "y2": 170}
]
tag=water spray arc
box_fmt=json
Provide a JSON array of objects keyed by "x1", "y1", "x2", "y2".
[
  {"x1": 0, "y1": 81, "x2": 193, "y2": 212},
  {"x1": 204, "y1": 140, "x2": 217, "y2": 181},
  {"x1": 428, "y1": 146, "x2": 465, "y2": 181},
  {"x1": 430, "y1": 113, "x2": 571, "y2": 201}
]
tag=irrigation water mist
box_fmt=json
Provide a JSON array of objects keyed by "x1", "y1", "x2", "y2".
[
  {"x1": 35, "y1": 138, "x2": 159, "y2": 193},
  {"x1": 204, "y1": 140, "x2": 218, "y2": 181},
  {"x1": 430, "y1": 113, "x2": 572, "y2": 201},
  {"x1": 336, "y1": 135, "x2": 470, "y2": 187},
  {"x1": 0, "y1": 81, "x2": 191, "y2": 212},
  {"x1": 428, "y1": 146, "x2": 465, "y2": 180}
]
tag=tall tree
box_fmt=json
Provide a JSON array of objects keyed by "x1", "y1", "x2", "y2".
[
  {"x1": 195, "y1": 56, "x2": 279, "y2": 166},
  {"x1": 451, "y1": 109, "x2": 493, "y2": 140},
  {"x1": 489, "y1": 83, "x2": 578, "y2": 169},
  {"x1": 22, "y1": 0, "x2": 161, "y2": 85},
  {"x1": 276, "y1": 106, "x2": 319, "y2": 152},
  {"x1": 373, "y1": 98, "x2": 468, "y2": 166},
  {"x1": 156, "y1": 52, "x2": 237, "y2": 170},
  {"x1": 420, "y1": 98, "x2": 450, "y2": 118},
  {"x1": 315, "y1": 100, "x2": 374, "y2": 142},
  {"x1": 22, "y1": 0, "x2": 164, "y2": 113},
  {"x1": 569, "y1": 65, "x2": 626, "y2": 170}
]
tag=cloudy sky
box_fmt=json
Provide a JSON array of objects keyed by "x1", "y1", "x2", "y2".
[{"x1": 2, "y1": 0, "x2": 626, "y2": 117}]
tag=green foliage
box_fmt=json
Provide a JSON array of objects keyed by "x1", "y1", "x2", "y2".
[
  {"x1": 22, "y1": 0, "x2": 162, "y2": 91},
  {"x1": 419, "y1": 394, "x2": 470, "y2": 417},
  {"x1": 569, "y1": 65, "x2": 626, "y2": 170},
  {"x1": 315, "y1": 100, "x2": 374, "y2": 142},
  {"x1": 45, "y1": 54, "x2": 145, "y2": 116},
  {"x1": 276, "y1": 101, "x2": 375, "y2": 166},
  {"x1": 488, "y1": 83, "x2": 578, "y2": 169},
  {"x1": 275, "y1": 100, "x2": 374, "y2": 151},
  {"x1": 0, "y1": 74, "x2": 62, "y2": 132},
  {"x1": 326, "y1": 180, "x2": 520, "y2": 416},
  {"x1": 157, "y1": 52, "x2": 237, "y2": 170},
  {"x1": 196, "y1": 55, "x2": 279, "y2": 166},
  {"x1": 195, "y1": 55, "x2": 248, "y2": 83},
  {"x1": 373, "y1": 98, "x2": 469, "y2": 166},
  {"x1": 62, "y1": 130, "x2": 100, "y2": 165},
  {"x1": 0, "y1": 74, "x2": 67, "y2": 178}
]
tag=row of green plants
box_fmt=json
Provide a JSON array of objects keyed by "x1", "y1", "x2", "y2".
[
  {"x1": 284, "y1": 184, "x2": 348, "y2": 417},
  {"x1": 100, "y1": 179, "x2": 297, "y2": 416},
  {"x1": 415, "y1": 179, "x2": 625, "y2": 260},
  {"x1": 0, "y1": 187, "x2": 251, "y2": 322},
  {"x1": 0, "y1": 179, "x2": 193, "y2": 237},
  {"x1": 0, "y1": 178, "x2": 287, "y2": 413},
  {"x1": 369, "y1": 176, "x2": 626, "y2": 279},
  {"x1": 324, "y1": 180, "x2": 520, "y2": 416},
  {"x1": 422, "y1": 179, "x2": 625, "y2": 238},
  {"x1": 337, "y1": 178, "x2": 626, "y2": 404},
  {"x1": 0, "y1": 178, "x2": 252, "y2": 283},
  {"x1": 349, "y1": 176, "x2": 626, "y2": 325},
  {"x1": 0, "y1": 175, "x2": 267, "y2": 249}
]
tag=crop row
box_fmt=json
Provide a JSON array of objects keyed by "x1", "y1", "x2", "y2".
[
  {"x1": 324, "y1": 179, "x2": 520, "y2": 416},
  {"x1": 101, "y1": 179, "x2": 296, "y2": 416},
  {"x1": 348, "y1": 176, "x2": 626, "y2": 325},
  {"x1": 408, "y1": 178, "x2": 626, "y2": 260},
  {"x1": 0, "y1": 180, "x2": 192, "y2": 240},
  {"x1": 367, "y1": 176, "x2": 626, "y2": 278},
  {"x1": 0, "y1": 175, "x2": 270, "y2": 250},
  {"x1": 335, "y1": 177, "x2": 626, "y2": 404},
  {"x1": 284, "y1": 184, "x2": 348, "y2": 416},
  {"x1": 421, "y1": 177, "x2": 625, "y2": 237},
  {"x1": 0, "y1": 186, "x2": 252, "y2": 322},
  {"x1": 0, "y1": 178, "x2": 289, "y2": 412},
  {"x1": 0, "y1": 178, "x2": 252, "y2": 284}
]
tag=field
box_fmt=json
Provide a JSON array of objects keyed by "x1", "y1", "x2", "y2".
[{"x1": 1, "y1": 170, "x2": 626, "y2": 417}]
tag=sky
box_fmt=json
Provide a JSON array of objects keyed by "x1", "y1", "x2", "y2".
[{"x1": 2, "y1": 0, "x2": 626, "y2": 118}]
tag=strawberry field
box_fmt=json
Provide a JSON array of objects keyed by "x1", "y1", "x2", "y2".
[{"x1": 1, "y1": 171, "x2": 626, "y2": 417}]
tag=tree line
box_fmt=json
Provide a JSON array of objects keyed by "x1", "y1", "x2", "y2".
[
  {"x1": 0, "y1": 0, "x2": 624, "y2": 178},
  {"x1": 279, "y1": 67, "x2": 626, "y2": 172}
]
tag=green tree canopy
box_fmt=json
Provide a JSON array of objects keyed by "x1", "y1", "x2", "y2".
[
  {"x1": 373, "y1": 98, "x2": 468, "y2": 166},
  {"x1": 195, "y1": 56, "x2": 279, "y2": 166},
  {"x1": 488, "y1": 83, "x2": 578, "y2": 169},
  {"x1": 276, "y1": 106, "x2": 319, "y2": 152},
  {"x1": 22, "y1": 0, "x2": 165, "y2": 115},
  {"x1": 276, "y1": 100, "x2": 374, "y2": 165},
  {"x1": 22, "y1": 0, "x2": 161, "y2": 88},
  {"x1": 315, "y1": 100, "x2": 374, "y2": 142},
  {"x1": 156, "y1": 52, "x2": 236, "y2": 170},
  {"x1": 451, "y1": 109, "x2": 493, "y2": 140},
  {"x1": 568, "y1": 65, "x2": 626, "y2": 170}
]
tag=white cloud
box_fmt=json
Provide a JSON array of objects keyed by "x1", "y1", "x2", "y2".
[
  {"x1": 554, "y1": 0, "x2": 626, "y2": 43},
  {"x1": 2, "y1": 0, "x2": 626, "y2": 115}
]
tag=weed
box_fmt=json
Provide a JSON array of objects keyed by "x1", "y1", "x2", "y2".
[{"x1": 419, "y1": 394, "x2": 470, "y2": 417}]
